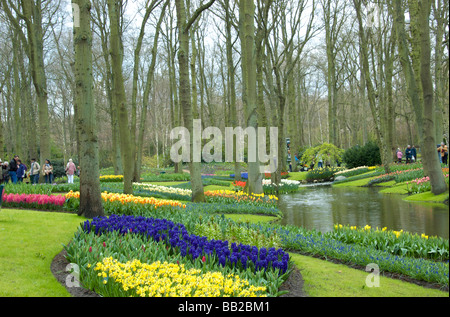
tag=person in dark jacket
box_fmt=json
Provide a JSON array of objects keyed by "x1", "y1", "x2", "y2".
[
  {"x1": 411, "y1": 145, "x2": 417, "y2": 163},
  {"x1": 17, "y1": 160, "x2": 28, "y2": 183},
  {"x1": 9, "y1": 155, "x2": 19, "y2": 184},
  {"x1": 405, "y1": 145, "x2": 412, "y2": 164}
]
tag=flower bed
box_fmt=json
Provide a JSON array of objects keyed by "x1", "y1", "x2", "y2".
[
  {"x1": 247, "y1": 222, "x2": 449, "y2": 287},
  {"x1": 64, "y1": 191, "x2": 186, "y2": 214},
  {"x1": 2, "y1": 193, "x2": 66, "y2": 211},
  {"x1": 406, "y1": 173, "x2": 449, "y2": 194},
  {"x1": 92, "y1": 257, "x2": 267, "y2": 297},
  {"x1": 100, "y1": 175, "x2": 124, "y2": 182},
  {"x1": 369, "y1": 167, "x2": 449, "y2": 187},
  {"x1": 232, "y1": 179, "x2": 300, "y2": 194},
  {"x1": 204, "y1": 189, "x2": 278, "y2": 207},
  {"x1": 330, "y1": 224, "x2": 449, "y2": 261},
  {"x1": 63, "y1": 214, "x2": 291, "y2": 297},
  {"x1": 82, "y1": 214, "x2": 289, "y2": 274},
  {"x1": 334, "y1": 166, "x2": 377, "y2": 178},
  {"x1": 132, "y1": 183, "x2": 192, "y2": 201}
]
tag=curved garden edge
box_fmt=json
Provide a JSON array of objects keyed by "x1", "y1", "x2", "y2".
[
  {"x1": 287, "y1": 250, "x2": 449, "y2": 293},
  {"x1": 50, "y1": 247, "x2": 309, "y2": 298}
]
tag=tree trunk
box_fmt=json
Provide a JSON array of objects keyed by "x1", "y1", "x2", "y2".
[
  {"x1": 73, "y1": 0, "x2": 104, "y2": 218},
  {"x1": 107, "y1": 0, "x2": 134, "y2": 194},
  {"x1": 239, "y1": 0, "x2": 263, "y2": 195},
  {"x1": 135, "y1": 1, "x2": 168, "y2": 181},
  {"x1": 414, "y1": 0, "x2": 447, "y2": 194},
  {"x1": 353, "y1": 0, "x2": 391, "y2": 174},
  {"x1": 175, "y1": 0, "x2": 215, "y2": 202},
  {"x1": 21, "y1": 0, "x2": 51, "y2": 167}
]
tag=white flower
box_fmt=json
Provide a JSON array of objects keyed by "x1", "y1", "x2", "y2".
[
  {"x1": 262, "y1": 179, "x2": 300, "y2": 186},
  {"x1": 133, "y1": 183, "x2": 192, "y2": 196}
]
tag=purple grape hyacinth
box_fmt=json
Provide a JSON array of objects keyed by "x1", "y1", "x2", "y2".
[{"x1": 82, "y1": 214, "x2": 290, "y2": 274}]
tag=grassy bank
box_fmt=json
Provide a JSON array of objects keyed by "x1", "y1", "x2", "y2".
[{"x1": 0, "y1": 209, "x2": 86, "y2": 296}]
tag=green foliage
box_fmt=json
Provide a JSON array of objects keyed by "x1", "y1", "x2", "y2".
[
  {"x1": 140, "y1": 172, "x2": 191, "y2": 182},
  {"x1": 306, "y1": 167, "x2": 346, "y2": 182},
  {"x1": 193, "y1": 216, "x2": 282, "y2": 249},
  {"x1": 301, "y1": 143, "x2": 344, "y2": 167},
  {"x1": 343, "y1": 141, "x2": 382, "y2": 169}
]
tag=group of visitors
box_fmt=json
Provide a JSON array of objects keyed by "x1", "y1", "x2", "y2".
[
  {"x1": 395, "y1": 142, "x2": 448, "y2": 165},
  {"x1": 437, "y1": 142, "x2": 448, "y2": 165},
  {"x1": 0, "y1": 156, "x2": 79, "y2": 185},
  {"x1": 396, "y1": 145, "x2": 417, "y2": 164}
]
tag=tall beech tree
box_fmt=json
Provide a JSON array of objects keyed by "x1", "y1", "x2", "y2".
[
  {"x1": 353, "y1": 0, "x2": 392, "y2": 173},
  {"x1": 107, "y1": 0, "x2": 134, "y2": 194},
  {"x1": 239, "y1": 0, "x2": 263, "y2": 195},
  {"x1": 175, "y1": 0, "x2": 215, "y2": 202},
  {"x1": 73, "y1": 0, "x2": 104, "y2": 218},
  {"x1": 393, "y1": 0, "x2": 447, "y2": 195},
  {"x1": 1, "y1": 0, "x2": 52, "y2": 167}
]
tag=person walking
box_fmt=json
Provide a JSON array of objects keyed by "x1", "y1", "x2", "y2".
[
  {"x1": 396, "y1": 148, "x2": 403, "y2": 164},
  {"x1": 65, "y1": 159, "x2": 77, "y2": 184},
  {"x1": 30, "y1": 158, "x2": 41, "y2": 184},
  {"x1": 405, "y1": 145, "x2": 412, "y2": 164},
  {"x1": 316, "y1": 154, "x2": 323, "y2": 168},
  {"x1": 43, "y1": 160, "x2": 54, "y2": 184},
  {"x1": 439, "y1": 142, "x2": 448, "y2": 165},
  {"x1": 9, "y1": 155, "x2": 19, "y2": 184},
  {"x1": 411, "y1": 145, "x2": 417, "y2": 163},
  {"x1": 16, "y1": 160, "x2": 28, "y2": 183}
]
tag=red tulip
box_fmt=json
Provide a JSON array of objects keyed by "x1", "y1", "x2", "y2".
[
  {"x1": 202, "y1": 256, "x2": 206, "y2": 262},
  {"x1": 89, "y1": 246, "x2": 92, "y2": 253}
]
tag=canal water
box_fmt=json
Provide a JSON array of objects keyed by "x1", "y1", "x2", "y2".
[{"x1": 277, "y1": 184, "x2": 449, "y2": 239}]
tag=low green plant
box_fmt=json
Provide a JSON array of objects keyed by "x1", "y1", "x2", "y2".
[
  {"x1": 329, "y1": 224, "x2": 449, "y2": 261},
  {"x1": 306, "y1": 167, "x2": 345, "y2": 182},
  {"x1": 140, "y1": 172, "x2": 191, "y2": 182},
  {"x1": 193, "y1": 216, "x2": 282, "y2": 249}
]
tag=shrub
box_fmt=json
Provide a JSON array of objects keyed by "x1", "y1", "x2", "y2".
[
  {"x1": 343, "y1": 141, "x2": 382, "y2": 169},
  {"x1": 301, "y1": 143, "x2": 344, "y2": 167}
]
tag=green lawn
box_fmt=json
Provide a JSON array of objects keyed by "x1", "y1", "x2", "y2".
[
  {"x1": 224, "y1": 213, "x2": 279, "y2": 224},
  {"x1": 0, "y1": 209, "x2": 86, "y2": 297},
  {"x1": 379, "y1": 183, "x2": 409, "y2": 195},
  {"x1": 287, "y1": 172, "x2": 308, "y2": 181},
  {"x1": 289, "y1": 253, "x2": 448, "y2": 297},
  {"x1": 403, "y1": 191, "x2": 449, "y2": 204}
]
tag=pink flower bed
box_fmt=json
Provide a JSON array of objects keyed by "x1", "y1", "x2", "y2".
[{"x1": 2, "y1": 193, "x2": 66, "y2": 210}]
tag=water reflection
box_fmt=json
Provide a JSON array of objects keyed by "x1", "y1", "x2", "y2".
[{"x1": 277, "y1": 185, "x2": 449, "y2": 239}]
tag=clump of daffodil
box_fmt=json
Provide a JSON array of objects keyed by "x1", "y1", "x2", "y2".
[
  {"x1": 65, "y1": 191, "x2": 186, "y2": 209},
  {"x1": 92, "y1": 257, "x2": 267, "y2": 297}
]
